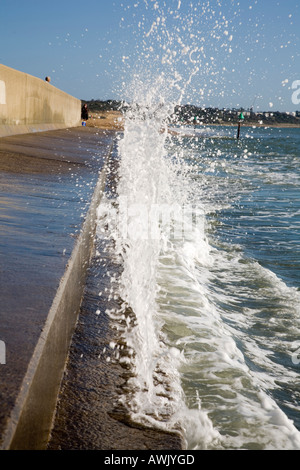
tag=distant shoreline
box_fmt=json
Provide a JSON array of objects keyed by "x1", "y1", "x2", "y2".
[
  {"x1": 82, "y1": 100, "x2": 300, "y2": 130},
  {"x1": 199, "y1": 122, "x2": 300, "y2": 129},
  {"x1": 83, "y1": 110, "x2": 300, "y2": 132}
]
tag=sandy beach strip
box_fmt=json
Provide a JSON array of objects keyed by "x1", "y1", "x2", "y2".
[{"x1": 85, "y1": 110, "x2": 125, "y2": 131}]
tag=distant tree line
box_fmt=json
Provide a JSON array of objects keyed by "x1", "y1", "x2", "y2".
[
  {"x1": 171, "y1": 105, "x2": 300, "y2": 125},
  {"x1": 81, "y1": 99, "x2": 125, "y2": 112},
  {"x1": 81, "y1": 100, "x2": 300, "y2": 125}
]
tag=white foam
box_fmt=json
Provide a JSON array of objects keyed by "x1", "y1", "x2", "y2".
[
  {"x1": 97, "y1": 100, "x2": 300, "y2": 448},
  {"x1": 94, "y1": 1, "x2": 300, "y2": 450}
]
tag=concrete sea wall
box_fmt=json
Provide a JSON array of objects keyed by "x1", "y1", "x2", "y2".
[
  {"x1": 0, "y1": 127, "x2": 114, "y2": 449},
  {"x1": 0, "y1": 64, "x2": 81, "y2": 137}
]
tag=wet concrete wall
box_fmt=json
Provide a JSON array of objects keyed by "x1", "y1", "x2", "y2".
[{"x1": 0, "y1": 64, "x2": 81, "y2": 137}]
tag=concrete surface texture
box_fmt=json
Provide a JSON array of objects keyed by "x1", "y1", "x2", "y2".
[
  {"x1": 0, "y1": 127, "x2": 115, "y2": 449},
  {"x1": 47, "y1": 143, "x2": 183, "y2": 451},
  {"x1": 48, "y1": 235, "x2": 183, "y2": 451},
  {"x1": 0, "y1": 64, "x2": 81, "y2": 138}
]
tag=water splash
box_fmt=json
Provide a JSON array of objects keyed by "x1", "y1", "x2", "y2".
[{"x1": 96, "y1": 0, "x2": 300, "y2": 450}]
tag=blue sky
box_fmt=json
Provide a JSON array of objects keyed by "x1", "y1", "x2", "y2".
[{"x1": 1, "y1": 0, "x2": 299, "y2": 111}]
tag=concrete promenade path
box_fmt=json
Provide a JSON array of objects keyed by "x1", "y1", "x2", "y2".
[
  {"x1": 0, "y1": 126, "x2": 114, "y2": 449},
  {"x1": 0, "y1": 123, "x2": 183, "y2": 451}
]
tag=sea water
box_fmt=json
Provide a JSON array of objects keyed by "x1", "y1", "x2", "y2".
[
  {"x1": 95, "y1": 0, "x2": 300, "y2": 450},
  {"x1": 97, "y1": 111, "x2": 300, "y2": 450}
]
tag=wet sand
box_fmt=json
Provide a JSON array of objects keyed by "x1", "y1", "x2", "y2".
[
  {"x1": 0, "y1": 126, "x2": 114, "y2": 174},
  {"x1": 85, "y1": 110, "x2": 125, "y2": 131}
]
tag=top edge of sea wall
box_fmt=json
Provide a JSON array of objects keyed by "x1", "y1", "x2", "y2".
[{"x1": 0, "y1": 64, "x2": 81, "y2": 137}]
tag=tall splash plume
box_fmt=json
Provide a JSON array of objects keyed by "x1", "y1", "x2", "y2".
[
  {"x1": 94, "y1": 0, "x2": 300, "y2": 450},
  {"x1": 105, "y1": 0, "x2": 240, "y2": 440},
  {"x1": 119, "y1": 0, "x2": 239, "y2": 107},
  {"x1": 113, "y1": 78, "x2": 183, "y2": 429}
]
